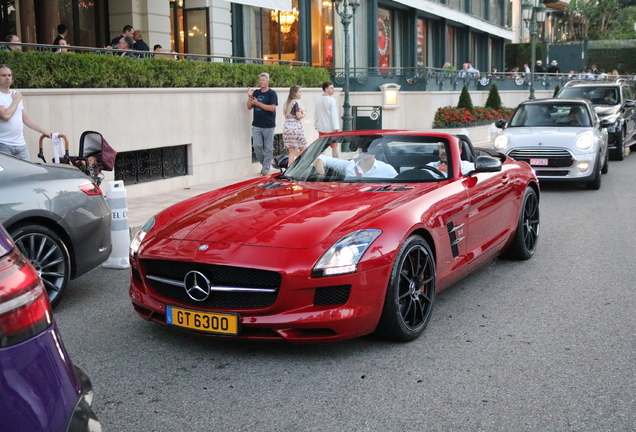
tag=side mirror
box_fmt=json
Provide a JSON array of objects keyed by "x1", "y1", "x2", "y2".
[
  {"x1": 600, "y1": 119, "x2": 613, "y2": 128},
  {"x1": 472, "y1": 156, "x2": 502, "y2": 173},
  {"x1": 624, "y1": 100, "x2": 635, "y2": 108},
  {"x1": 495, "y1": 119, "x2": 507, "y2": 129}
]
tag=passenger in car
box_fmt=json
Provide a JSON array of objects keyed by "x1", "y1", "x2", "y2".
[
  {"x1": 427, "y1": 143, "x2": 474, "y2": 178},
  {"x1": 314, "y1": 143, "x2": 398, "y2": 178}
]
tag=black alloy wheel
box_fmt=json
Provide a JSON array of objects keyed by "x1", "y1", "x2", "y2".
[
  {"x1": 376, "y1": 235, "x2": 436, "y2": 342},
  {"x1": 11, "y1": 224, "x2": 70, "y2": 308},
  {"x1": 506, "y1": 187, "x2": 540, "y2": 260}
]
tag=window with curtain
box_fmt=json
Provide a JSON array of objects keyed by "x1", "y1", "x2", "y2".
[
  {"x1": 378, "y1": 7, "x2": 392, "y2": 68},
  {"x1": 311, "y1": 0, "x2": 333, "y2": 67},
  {"x1": 416, "y1": 18, "x2": 427, "y2": 68},
  {"x1": 446, "y1": 26, "x2": 456, "y2": 66},
  {"x1": 489, "y1": 0, "x2": 502, "y2": 25},
  {"x1": 240, "y1": 1, "x2": 300, "y2": 62},
  {"x1": 472, "y1": 0, "x2": 485, "y2": 19}
]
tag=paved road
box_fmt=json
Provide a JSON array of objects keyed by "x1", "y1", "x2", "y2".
[{"x1": 55, "y1": 157, "x2": 636, "y2": 431}]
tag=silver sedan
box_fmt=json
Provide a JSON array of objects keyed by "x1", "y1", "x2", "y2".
[
  {"x1": 494, "y1": 98, "x2": 610, "y2": 190},
  {"x1": 0, "y1": 153, "x2": 112, "y2": 307}
]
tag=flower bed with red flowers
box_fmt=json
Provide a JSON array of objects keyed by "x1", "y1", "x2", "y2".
[{"x1": 433, "y1": 106, "x2": 515, "y2": 128}]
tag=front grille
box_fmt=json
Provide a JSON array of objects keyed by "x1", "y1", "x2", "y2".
[
  {"x1": 508, "y1": 148, "x2": 574, "y2": 168},
  {"x1": 142, "y1": 259, "x2": 281, "y2": 309},
  {"x1": 314, "y1": 285, "x2": 351, "y2": 306},
  {"x1": 534, "y1": 170, "x2": 570, "y2": 177}
]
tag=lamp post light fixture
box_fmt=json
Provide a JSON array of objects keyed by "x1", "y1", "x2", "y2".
[
  {"x1": 522, "y1": 0, "x2": 547, "y2": 100},
  {"x1": 332, "y1": 0, "x2": 360, "y2": 131}
]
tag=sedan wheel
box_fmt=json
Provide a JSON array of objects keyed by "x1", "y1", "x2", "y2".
[
  {"x1": 506, "y1": 187, "x2": 540, "y2": 260},
  {"x1": 376, "y1": 235, "x2": 435, "y2": 342},
  {"x1": 11, "y1": 224, "x2": 70, "y2": 308}
]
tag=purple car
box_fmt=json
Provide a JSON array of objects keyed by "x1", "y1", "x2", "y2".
[{"x1": 0, "y1": 224, "x2": 101, "y2": 432}]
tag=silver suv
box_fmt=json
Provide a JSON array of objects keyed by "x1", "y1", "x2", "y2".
[{"x1": 557, "y1": 80, "x2": 636, "y2": 160}]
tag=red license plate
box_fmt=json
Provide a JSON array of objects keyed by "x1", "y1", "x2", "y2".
[{"x1": 530, "y1": 158, "x2": 548, "y2": 166}]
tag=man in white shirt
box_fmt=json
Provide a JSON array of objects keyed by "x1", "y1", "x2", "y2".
[
  {"x1": 315, "y1": 81, "x2": 340, "y2": 157},
  {"x1": 314, "y1": 143, "x2": 397, "y2": 179},
  {"x1": 427, "y1": 143, "x2": 474, "y2": 178},
  {"x1": 0, "y1": 65, "x2": 52, "y2": 160}
]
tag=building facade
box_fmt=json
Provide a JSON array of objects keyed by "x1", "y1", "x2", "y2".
[{"x1": 2, "y1": 0, "x2": 514, "y2": 73}]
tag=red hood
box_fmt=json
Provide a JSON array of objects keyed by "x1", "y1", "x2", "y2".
[{"x1": 151, "y1": 178, "x2": 437, "y2": 249}]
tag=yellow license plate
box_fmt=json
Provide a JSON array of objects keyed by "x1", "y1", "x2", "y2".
[{"x1": 166, "y1": 305, "x2": 239, "y2": 336}]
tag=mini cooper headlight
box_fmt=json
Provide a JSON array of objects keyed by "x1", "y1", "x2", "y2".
[
  {"x1": 313, "y1": 229, "x2": 382, "y2": 277},
  {"x1": 494, "y1": 134, "x2": 509, "y2": 150},
  {"x1": 130, "y1": 216, "x2": 156, "y2": 255},
  {"x1": 576, "y1": 134, "x2": 593, "y2": 151}
]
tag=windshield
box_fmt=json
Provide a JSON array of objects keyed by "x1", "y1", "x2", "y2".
[
  {"x1": 281, "y1": 135, "x2": 453, "y2": 183},
  {"x1": 509, "y1": 103, "x2": 592, "y2": 127},
  {"x1": 560, "y1": 87, "x2": 619, "y2": 106}
]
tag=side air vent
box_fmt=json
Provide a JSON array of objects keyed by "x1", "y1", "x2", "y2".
[
  {"x1": 363, "y1": 185, "x2": 414, "y2": 192},
  {"x1": 259, "y1": 182, "x2": 285, "y2": 189},
  {"x1": 446, "y1": 221, "x2": 464, "y2": 258}
]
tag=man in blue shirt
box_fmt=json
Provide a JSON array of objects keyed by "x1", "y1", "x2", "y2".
[{"x1": 247, "y1": 72, "x2": 278, "y2": 175}]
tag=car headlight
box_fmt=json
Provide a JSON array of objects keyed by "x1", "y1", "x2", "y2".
[
  {"x1": 494, "y1": 134, "x2": 509, "y2": 150},
  {"x1": 576, "y1": 134, "x2": 593, "y2": 151},
  {"x1": 130, "y1": 216, "x2": 156, "y2": 255},
  {"x1": 313, "y1": 229, "x2": 382, "y2": 277}
]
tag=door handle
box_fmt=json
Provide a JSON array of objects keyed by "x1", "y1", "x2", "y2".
[{"x1": 501, "y1": 175, "x2": 510, "y2": 185}]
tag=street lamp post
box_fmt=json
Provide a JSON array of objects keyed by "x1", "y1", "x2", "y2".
[
  {"x1": 333, "y1": 0, "x2": 360, "y2": 131},
  {"x1": 522, "y1": 0, "x2": 547, "y2": 100}
]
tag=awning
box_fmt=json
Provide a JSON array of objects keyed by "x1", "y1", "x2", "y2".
[
  {"x1": 231, "y1": 0, "x2": 292, "y2": 11},
  {"x1": 391, "y1": 0, "x2": 513, "y2": 40}
]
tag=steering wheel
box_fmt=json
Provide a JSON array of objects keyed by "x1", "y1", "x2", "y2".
[{"x1": 417, "y1": 165, "x2": 447, "y2": 178}]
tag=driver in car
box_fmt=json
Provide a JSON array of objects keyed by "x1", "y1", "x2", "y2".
[
  {"x1": 314, "y1": 140, "x2": 398, "y2": 178},
  {"x1": 427, "y1": 143, "x2": 474, "y2": 178}
]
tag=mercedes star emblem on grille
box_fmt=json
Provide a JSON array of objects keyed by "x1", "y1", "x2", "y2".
[{"x1": 184, "y1": 270, "x2": 212, "y2": 301}]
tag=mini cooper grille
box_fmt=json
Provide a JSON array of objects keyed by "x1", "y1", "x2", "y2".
[
  {"x1": 142, "y1": 259, "x2": 281, "y2": 309},
  {"x1": 314, "y1": 285, "x2": 351, "y2": 306},
  {"x1": 534, "y1": 170, "x2": 569, "y2": 177},
  {"x1": 508, "y1": 148, "x2": 574, "y2": 168}
]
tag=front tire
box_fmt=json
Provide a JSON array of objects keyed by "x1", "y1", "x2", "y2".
[
  {"x1": 376, "y1": 235, "x2": 435, "y2": 342},
  {"x1": 10, "y1": 224, "x2": 71, "y2": 308},
  {"x1": 612, "y1": 129, "x2": 625, "y2": 161},
  {"x1": 506, "y1": 187, "x2": 540, "y2": 260},
  {"x1": 586, "y1": 156, "x2": 602, "y2": 190}
]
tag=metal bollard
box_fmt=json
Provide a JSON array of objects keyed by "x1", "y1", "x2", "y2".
[{"x1": 103, "y1": 180, "x2": 130, "y2": 269}]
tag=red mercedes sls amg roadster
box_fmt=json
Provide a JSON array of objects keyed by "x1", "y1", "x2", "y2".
[{"x1": 129, "y1": 131, "x2": 540, "y2": 342}]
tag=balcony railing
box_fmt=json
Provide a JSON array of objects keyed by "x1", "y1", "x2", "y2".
[
  {"x1": 329, "y1": 67, "x2": 635, "y2": 92},
  {"x1": 0, "y1": 42, "x2": 309, "y2": 67}
]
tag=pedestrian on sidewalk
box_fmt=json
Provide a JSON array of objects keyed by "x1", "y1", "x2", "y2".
[
  {"x1": 247, "y1": 72, "x2": 278, "y2": 175},
  {"x1": 315, "y1": 81, "x2": 340, "y2": 158},
  {"x1": 282, "y1": 85, "x2": 308, "y2": 166},
  {"x1": 0, "y1": 64, "x2": 52, "y2": 160}
]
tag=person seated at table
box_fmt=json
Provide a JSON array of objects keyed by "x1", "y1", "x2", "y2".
[{"x1": 313, "y1": 138, "x2": 397, "y2": 179}]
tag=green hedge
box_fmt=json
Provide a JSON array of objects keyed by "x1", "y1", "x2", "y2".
[
  {"x1": 588, "y1": 48, "x2": 636, "y2": 74},
  {"x1": 0, "y1": 51, "x2": 330, "y2": 89},
  {"x1": 505, "y1": 42, "x2": 544, "y2": 72}
]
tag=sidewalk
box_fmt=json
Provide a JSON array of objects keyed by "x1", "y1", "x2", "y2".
[{"x1": 125, "y1": 173, "x2": 257, "y2": 234}]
